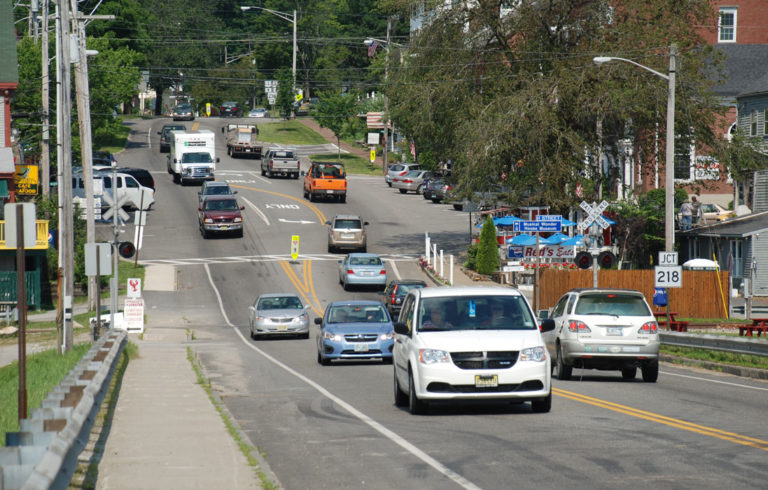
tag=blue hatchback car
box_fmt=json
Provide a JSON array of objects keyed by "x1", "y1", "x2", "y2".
[{"x1": 315, "y1": 300, "x2": 395, "y2": 365}]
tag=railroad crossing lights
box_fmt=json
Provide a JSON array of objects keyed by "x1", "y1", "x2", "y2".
[{"x1": 578, "y1": 200, "x2": 610, "y2": 232}]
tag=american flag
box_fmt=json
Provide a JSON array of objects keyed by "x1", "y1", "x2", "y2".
[{"x1": 367, "y1": 40, "x2": 379, "y2": 57}]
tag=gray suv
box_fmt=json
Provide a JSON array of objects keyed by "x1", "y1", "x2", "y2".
[
  {"x1": 326, "y1": 214, "x2": 368, "y2": 253},
  {"x1": 385, "y1": 163, "x2": 421, "y2": 187}
]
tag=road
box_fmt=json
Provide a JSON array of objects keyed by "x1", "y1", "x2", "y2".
[{"x1": 117, "y1": 117, "x2": 768, "y2": 489}]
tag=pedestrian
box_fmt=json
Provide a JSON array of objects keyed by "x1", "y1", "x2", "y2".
[
  {"x1": 680, "y1": 199, "x2": 693, "y2": 230},
  {"x1": 691, "y1": 196, "x2": 703, "y2": 225}
]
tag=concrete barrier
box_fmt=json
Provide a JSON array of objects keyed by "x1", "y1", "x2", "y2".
[{"x1": 0, "y1": 330, "x2": 126, "y2": 489}]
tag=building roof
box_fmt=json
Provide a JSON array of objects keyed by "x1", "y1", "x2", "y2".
[
  {"x1": 711, "y1": 44, "x2": 768, "y2": 100},
  {"x1": 678, "y1": 210, "x2": 768, "y2": 238},
  {"x1": 0, "y1": 0, "x2": 19, "y2": 85}
]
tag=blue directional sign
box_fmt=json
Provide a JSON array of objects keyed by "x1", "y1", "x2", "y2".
[
  {"x1": 513, "y1": 220, "x2": 562, "y2": 233},
  {"x1": 536, "y1": 214, "x2": 562, "y2": 222}
]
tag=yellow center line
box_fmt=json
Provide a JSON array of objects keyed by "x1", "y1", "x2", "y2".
[
  {"x1": 554, "y1": 388, "x2": 768, "y2": 450},
  {"x1": 191, "y1": 121, "x2": 200, "y2": 131},
  {"x1": 230, "y1": 184, "x2": 327, "y2": 225},
  {"x1": 278, "y1": 260, "x2": 324, "y2": 317}
]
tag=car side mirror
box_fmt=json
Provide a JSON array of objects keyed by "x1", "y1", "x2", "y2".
[
  {"x1": 364, "y1": 221, "x2": 370, "y2": 226},
  {"x1": 393, "y1": 322, "x2": 409, "y2": 335},
  {"x1": 173, "y1": 158, "x2": 178, "y2": 163},
  {"x1": 337, "y1": 260, "x2": 343, "y2": 265},
  {"x1": 216, "y1": 157, "x2": 220, "y2": 163},
  {"x1": 197, "y1": 192, "x2": 201, "y2": 196},
  {"x1": 198, "y1": 205, "x2": 203, "y2": 211},
  {"x1": 300, "y1": 170, "x2": 306, "y2": 177},
  {"x1": 240, "y1": 205, "x2": 245, "y2": 210},
  {"x1": 221, "y1": 127, "x2": 225, "y2": 133},
  {"x1": 233, "y1": 191, "x2": 238, "y2": 194},
  {"x1": 314, "y1": 317, "x2": 322, "y2": 325},
  {"x1": 325, "y1": 220, "x2": 331, "y2": 225},
  {"x1": 157, "y1": 131, "x2": 161, "y2": 135},
  {"x1": 539, "y1": 318, "x2": 555, "y2": 333}
]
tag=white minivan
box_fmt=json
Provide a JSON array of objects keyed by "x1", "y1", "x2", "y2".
[{"x1": 72, "y1": 170, "x2": 155, "y2": 210}]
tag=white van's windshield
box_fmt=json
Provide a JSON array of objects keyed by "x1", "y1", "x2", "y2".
[{"x1": 182, "y1": 152, "x2": 214, "y2": 163}]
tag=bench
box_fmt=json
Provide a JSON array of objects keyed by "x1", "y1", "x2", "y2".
[
  {"x1": 653, "y1": 311, "x2": 690, "y2": 332},
  {"x1": 738, "y1": 319, "x2": 768, "y2": 338}
]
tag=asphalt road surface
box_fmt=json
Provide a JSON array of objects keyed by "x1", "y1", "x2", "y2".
[{"x1": 115, "y1": 117, "x2": 768, "y2": 490}]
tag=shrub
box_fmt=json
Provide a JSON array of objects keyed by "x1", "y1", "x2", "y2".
[
  {"x1": 475, "y1": 216, "x2": 499, "y2": 275},
  {"x1": 464, "y1": 244, "x2": 478, "y2": 270}
]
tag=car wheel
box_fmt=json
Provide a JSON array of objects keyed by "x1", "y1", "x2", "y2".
[
  {"x1": 342, "y1": 280, "x2": 349, "y2": 291},
  {"x1": 201, "y1": 228, "x2": 209, "y2": 239},
  {"x1": 531, "y1": 393, "x2": 552, "y2": 413},
  {"x1": 320, "y1": 353, "x2": 330, "y2": 366},
  {"x1": 556, "y1": 344, "x2": 572, "y2": 380},
  {"x1": 394, "y1": 368, "x2": 408, "y2": 407},
  {"x1": 431, "y1": 198, "x2": 440, "y2": 203},
  {"x1": 642, "y1": 361, "x2": 659, "y2": 383},
  {"x1": 309, "y1": 192, "x2": 315, "y2": 202},
  {"x1": 303, "y1": 188, "x2": 309, "y2": 199},
  {"x1": 408, "y1": 369, "x2": 428, "y2": 415},
  {"x1": 387, "y1": 182, "x2": 392, "y2": 187},
  {"x1": 361, "y1": 245, "x2": 367, "y2": 253},
  {"x1": 453, "y1": 204, "x2": 463, "y2": 211},
  {"x1": 339, "y1": 195, "x2": 346, "y2": 203},
  {"x1": 416, "y1": 185, "x2": 423, "y2": 195},
  {"x1": 382, "y1": 357, "x2": 393, "y2": 365},
  {"x1": 236, "y1": 229, "x2": 244, "y2": 238},
  {"x1": 301, "y1": 332, "x2": 310, "y2": 340},
  {"x1": 249, "y1": 328, "x2": 255, "y2": 340},
  {"x1": 399, "y1": 189, "x2": 407, "y2": 194},
  {"x1": 622, "y1": 367, "x2": 637, "y2": 380},
  {"x1": 261, "y1": 168, "x2": 266, "y2": 176}
]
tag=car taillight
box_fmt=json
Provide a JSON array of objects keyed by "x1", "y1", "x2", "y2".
[
  {"x1": 639, "y1": 321, "x2": 658, "y2": 334},
  {"x1": 403, "y1": 179, "x2": 413, "y2": 183},
  {"x1": 391, "y1": 285, "x2": 398, "y2": 304},
  {"x1": 379, "y1": 269, "x2": 386, "y2": 275},
  {"x1": 347, "y1": 269, "x2": 354, "y2": 274},
  {"x1": 270, "y1": 160, "x2": 274, "y2": 168},
  {"x1": 567, "y1": 320, "x2": 591, "y2": 333}
]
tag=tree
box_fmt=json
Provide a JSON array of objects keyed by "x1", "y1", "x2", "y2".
[
  {"x1": 275, "y1": 69, "x2": 295, "y2": 120},
  {"x1": 314, "y1": 89, "x2": 362, "y2": 161},
  {"x1": 475, "y1": 216, "x2": 499, "y2": 275}
]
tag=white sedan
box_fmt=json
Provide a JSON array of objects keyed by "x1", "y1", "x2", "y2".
[{"x1": 249, "y1": 293, "x2": 310, "y2": 339}]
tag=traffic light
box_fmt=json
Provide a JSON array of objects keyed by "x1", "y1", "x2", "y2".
[
  {"x1": 598, "y1": 251, "x2": 617, "y2": 269},
  {"x1": 118, "y1": 241, "x2": 136, "y2": 259},
  {"x1": 575, "y1": 251, "x2": 593, "y2": 269}
]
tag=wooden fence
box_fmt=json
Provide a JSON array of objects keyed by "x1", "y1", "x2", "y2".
[{"x1": 537, "y1": 269, "x2": 730, "y2": 319}]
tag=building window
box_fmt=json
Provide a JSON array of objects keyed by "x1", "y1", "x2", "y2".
[
  {"x1": 751, "y1": 111, "x2": 758, "y2": 136},
  {"x1": 719, "y1": 7, "x2": 737, "y2": 43}
]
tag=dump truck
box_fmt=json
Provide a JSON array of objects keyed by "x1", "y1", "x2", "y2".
[{"x1": 224, "y1": 124, "x2": 262, "y2": 159}]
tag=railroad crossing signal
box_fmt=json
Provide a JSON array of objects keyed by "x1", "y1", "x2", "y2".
[
  {"x1": 101, "y1": 192, "x2": 130, "y2": 222},
  {"x1": 577, "y1": 200, "x2": 610, "y2": 232}
]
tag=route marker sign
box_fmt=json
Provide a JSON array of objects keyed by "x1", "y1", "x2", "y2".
[{"x1": 655, "y1": 265, "x2": 682, "y2": 288}]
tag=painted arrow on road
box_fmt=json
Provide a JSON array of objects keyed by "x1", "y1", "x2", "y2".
[{"x1": 278, "y1": 219, "x2": 315, "y2": 225}]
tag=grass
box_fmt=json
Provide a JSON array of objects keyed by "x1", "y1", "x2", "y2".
[
  {"x1": 0, "y1": 342, "x2": 93, "y2": 446},
  {"x1": 257, "y1": 120, "x2": 328, "y2": 146},
  {"x1": 309, "y1": 152, "x2": 383, "y2": 176},
  {"x1": 662, "y1": 345, "x2": 768, "y2": 370},
  {"x1": 187, "y1": 347, "x2": 278, "y2": 489}
]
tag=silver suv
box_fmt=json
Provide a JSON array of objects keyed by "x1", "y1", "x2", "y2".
[
  {"x1": 543, "y1": 288, "x2": 660, "y2": 382},
  {"x1": 385, "y1": 163, "x2": 421, "y2": 187},
  {"x1": 326, "y1": 214, "x2": 368, "y2": 253}
]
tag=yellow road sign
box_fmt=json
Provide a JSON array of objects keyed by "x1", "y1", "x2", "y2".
[
  {"x1": 206, "y1": 102, "x2": 211, "y2": 116},
  {"x1": 291, "y1": 235, "x2": 300, "y2": 260},
  {"x1": 370, "y1": 149, "x2": 376, "y2": 162}
]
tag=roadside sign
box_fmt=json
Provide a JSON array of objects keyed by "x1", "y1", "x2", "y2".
[
  {"x1": 513, "y1": 220, "x2": 562, "y2": 233},
  {"x1": 536, "y1": 214, "x2": 562, "y2": 222},
  {"x1": 206, "y1": 102, "x2": 211, "y2": 116},
  {"x1": 370, "y1": 149, "x2": 376, "y2": 162},
  {"x1": 503, "y1": 264, "x2": 525, "y2": 272},
  {"x1": 655, "y1": 265, "x2": 682, "y2": 288},
  {"x1": 291, "y1": 235, "x2": 300, "y2": 260},
  {"x1": 658, "y1": 252, "x2": 678, "y2": 266},
  {"x1": 127, "y1": 278, "x2": 142, "y2": 298},
  {"x1": 578, "y1": 200, "x2": 611, "y2": 232},
  {"x1": 123, "y1": 298, "x2": 145, "y2": 333}
]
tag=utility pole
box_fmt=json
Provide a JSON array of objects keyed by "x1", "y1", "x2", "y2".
[
  {"x1": 57, "y1": 0, "x2": 75, "y2": 352},
  {"x1": 41, "y1": 0, "x2": 50, "y2": 198},
  {"x1": 382, "y1": 17, "x2": 391, "y2": 175}
]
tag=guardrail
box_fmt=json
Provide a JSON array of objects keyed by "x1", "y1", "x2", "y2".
[
  {"x1": 0, "y1": 329, "x2": 126, "y2": 490},
  {"x1": 660, "y1": 331, "x2": 768, "y2": 357}
]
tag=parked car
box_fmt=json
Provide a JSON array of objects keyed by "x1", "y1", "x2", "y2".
[
  {"x1": 248, "y1": 107, "x2": 269, "y2": 118},
  {"x1": 448, "y1": 184, "x2": 510, "y2": 211},
  {"x1": 385, "y1": 163, "x2": 421, "y2": 187},
  {"x1": 73, "y1": 170, "x2": 155, "y2": 211},
  {"x1": 249, "y1": 293, "x2": 310, "y2": 339},
  {"x1": 92, "y1": 151, "x2": 117, "y2": 167},
  {"x1": 392, "y1": 170, "x2": 434, "y2": 195},
  {"x1": 422, "y1": 178, "x2": 451, "y2": 203},
  {"x1": 198, "y1": 181, "x2": 236, "y2": 205},
  {"x1": 171, "y1": 103, "x2": 194, "y2": 121},
  {"x1": 543, "y1": 288, "x2": 660, "y2": 382},
  {"x1": 698, "y1": 202, "x2": 733, "y2": 224},
  {"x1": 219, "y1": 101, "x2": 242, "y2": 117},
  {"x1": 379, "y1": 279, "x2": 427, "y2": 320},
  {"x1": 392, "y1": 286, "x2": 555, "y2": 414},
  {"x1": 326, "y1": 214, "x2": 368, "y2": 253},
  {"x1": 338, "y1": 253, "x2": 387, "y2": 291},
  {"x1": 198, "y1": 195, "x2": 244, "y2": 238},
  {"x1": 158, "y1": 124, "x2": 186, "y2": 152},
  {"x1": 115, "y1": 167, "x2": 155, "y2": 191},
  {"x1": 315, "y1": 300, "x2": 394, "y2": 365}
]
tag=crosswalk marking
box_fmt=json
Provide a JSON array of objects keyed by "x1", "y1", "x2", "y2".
[{"x1": 139, "y1": 253, "x2": 419, "y2": 266}]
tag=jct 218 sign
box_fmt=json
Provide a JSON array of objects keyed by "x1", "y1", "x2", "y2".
[{"x1": 523, "y1": 245, "x2": 576, "y2": 258}]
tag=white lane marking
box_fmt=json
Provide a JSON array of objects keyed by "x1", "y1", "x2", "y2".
[
  {"x1": 147, "y1": 130, "x2": 152, "y2": 149},
  {"x1": 661, "y1": 370, "x2": 768, "y2": 392},
  {"x1": 202, "y1": 264, "x2": 481, "y2": 490},
  {"x1": 389, "y1": 259, "x2": 402, "y2": 280},
  {"x1": 242, "y1": 197, "x2": 270, "y2": 226},
  {"x1": 278, "y1": 219, "x2": 314, "y2": 225}
]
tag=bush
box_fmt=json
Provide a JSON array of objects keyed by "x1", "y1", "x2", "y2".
[
  {"x1": 464, "y1": 243, "x2": 478, "y2": 270},
  {"x1": 475, "y1": 216, "x2": 499, "y2": 275}
]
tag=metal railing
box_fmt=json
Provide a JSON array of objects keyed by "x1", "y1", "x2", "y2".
[{"x1": 0, "y1": 220, "x2": 50, "y2": 250}]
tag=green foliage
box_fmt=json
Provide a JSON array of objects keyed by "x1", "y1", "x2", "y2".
[
  {"x1": 257, "y1": 121, "x2": 328, "y2": 145},
  {"x1": 0, "y1": 342, "x2": 92, "y2": 446},
  {"x1": 314, "y1": 89, "x2": 363, "y2": 160},
  {"x1": 276, "y1": 69, "x2": 295, "y2": 119},
  {"x1": 716, "y1": 133, "x2": 768, "y2": 183},
  {"x1": 475, "y1": 217, "x2": 499, "y2": 275},
  {"x1": 464, "y1": 243, "x2": 478, "y2": 270}
]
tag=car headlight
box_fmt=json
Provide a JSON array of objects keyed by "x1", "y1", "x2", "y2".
[
  {"x1": 234, "y1": 217, "x2": 242, "y2": 223},
  {"x1": 204, "y1": 218, "x2": 213, "y2": 224},
  {"x1": 323, "y1": 331, "x2": 342, "y2": 342},
  {"x1": 419, "y1": 348, "x2": 451, "y2": 364},
  {"x1": 519, "y1": 346, "x2": 547, "y2": 362},
  {"x1": 380, "y1": 331, "x2": 393, "y2": 341},
  {"x1": 299, "y1": 313, "x2": 308, "y2": 321}
]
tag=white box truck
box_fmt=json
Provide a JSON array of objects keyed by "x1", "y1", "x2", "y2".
[{"x1": 167, "y1": 130, "x2": 218, "y2": 185}]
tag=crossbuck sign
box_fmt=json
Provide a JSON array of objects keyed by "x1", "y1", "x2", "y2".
[{"x1": 577, "y1": 200, "x2": 610, "y2": 232}]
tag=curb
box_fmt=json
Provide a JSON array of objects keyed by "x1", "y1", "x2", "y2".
[{"x1": 661, "y1": 354, "x2": 768, "y2": 381}]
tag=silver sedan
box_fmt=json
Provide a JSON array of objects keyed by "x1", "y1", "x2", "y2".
[
  {"x1": 338, "y1": 253, "x2": 387, "y2": 291},
  {"x1": 392, "y1": 170, "x2": 434, "y2": 195},
  {"x1": 249, "y1": 294, "x2": 310, "y2": 339}
]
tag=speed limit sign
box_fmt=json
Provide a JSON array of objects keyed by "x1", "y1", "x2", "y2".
[{"x1": 655, "y1": 266, "x2": 682, "y2": 288}]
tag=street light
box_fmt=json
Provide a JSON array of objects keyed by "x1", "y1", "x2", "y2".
[
  {"x1": 241, "y1": 5, "x2": 296, "y2": 95},
  {"x1": 594, "y1": 44, "x2": 677, "y2": 252}
]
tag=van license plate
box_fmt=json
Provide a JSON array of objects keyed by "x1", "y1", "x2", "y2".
[
  {"x1": 354, "y1": 344, "x2": 369, "y2": 352},
  {"x1": 475, "y1": 375, "x2": 498, "y2": 388},
  {"x1": 606, "y1": 328, "x2": 622, "y2": 336},
  {"x1": 326, "y1": 190, "x2": 334, "y2": 194}
]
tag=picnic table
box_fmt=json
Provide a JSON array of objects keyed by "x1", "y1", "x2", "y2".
[
  {"x1": 653, "y1": 311, "x2": 690, "y2": 332},
  {"x1": 738, "y1": 318, "x2": 768, "y2": 338}
]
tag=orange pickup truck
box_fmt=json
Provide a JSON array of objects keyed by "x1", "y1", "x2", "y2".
[{"x1": 303, "y1": 161, "x2": 347, "y2": 202}]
